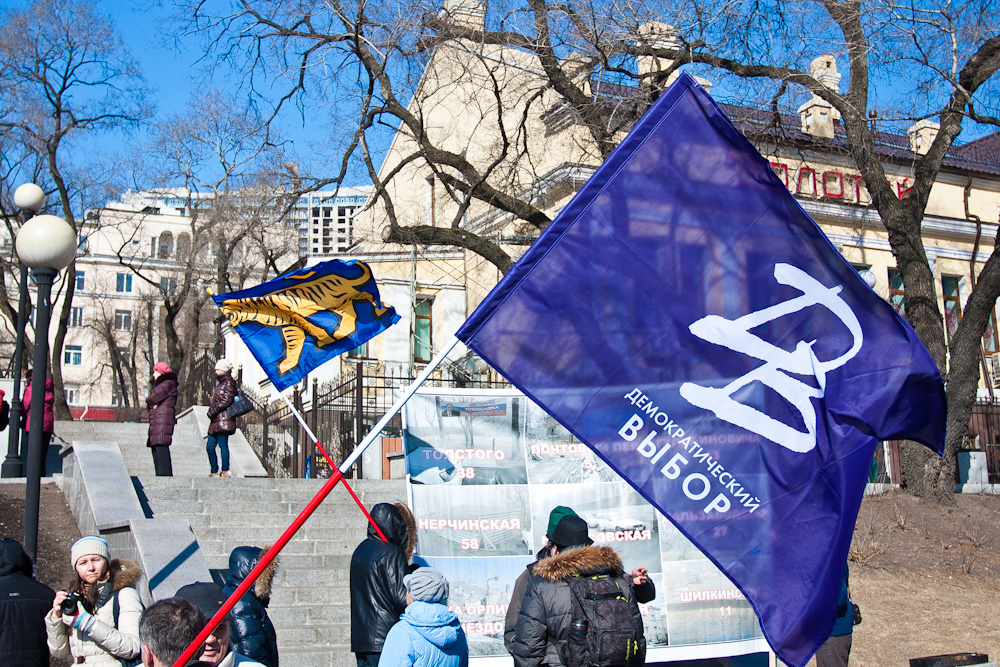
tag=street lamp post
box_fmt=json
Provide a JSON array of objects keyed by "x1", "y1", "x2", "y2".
[
  {"x1": 16, "y1": 210, "x2": 76, "y2": 563},
  {"x1": 1, "y1": 184, "x2": 46, "y2": 479}
]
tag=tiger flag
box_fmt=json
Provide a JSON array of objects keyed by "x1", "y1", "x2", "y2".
[
  {"x1": 213, "y1": 259, "x2": 399, "y2": 391},
  {"x1": 455, "y1": 73, "x2": 945, "y2": 667}
]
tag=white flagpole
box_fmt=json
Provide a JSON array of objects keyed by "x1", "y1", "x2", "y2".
[
  {"x1": 338, "y1": 335, "x2": 460, "y2": 474},
  {"x1": 275, "y1": 335, "x2": 460, "y2": 474},
  {"x1": 281, "y1": 391, "x2": 320, "y2": 445}
]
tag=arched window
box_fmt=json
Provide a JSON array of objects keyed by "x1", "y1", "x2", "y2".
[
  {"x1": 175, "y1": 232, "x2": 191, "y2": 260},
  {"x1": 158, "y1": 231, "x2": 173, "y2": 259}
]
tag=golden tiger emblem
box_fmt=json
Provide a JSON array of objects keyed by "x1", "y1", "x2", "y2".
[{"x1": 219, "y1": 263, "x2": 393, "y2": 375}]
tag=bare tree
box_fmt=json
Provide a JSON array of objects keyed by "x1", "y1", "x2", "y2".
[
  {"x1": 0, "y1": 0, "x2": 150, "y2": 418},
  {"x1": 180, "y1": 0, "x2": 1000, "y2": 503},
  {"x1": 101, "y1": 92, "x2": 299, "y2": 406}
]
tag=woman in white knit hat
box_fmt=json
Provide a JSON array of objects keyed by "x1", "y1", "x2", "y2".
[
  {"x1": 206, "y1": 358, "x2": 238, "y2": 478},
  {"x1": 45, "y1": 536, "x2": 144, "y2": 664}
]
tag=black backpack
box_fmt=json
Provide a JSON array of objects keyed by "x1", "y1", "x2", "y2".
[{"x1": 564, "y1": 573, "x2": 643, "y2": 667}]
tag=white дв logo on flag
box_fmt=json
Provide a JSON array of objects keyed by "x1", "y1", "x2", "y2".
[{"x1": 679, "y1": 264, "x2": 863, "y2": 453}]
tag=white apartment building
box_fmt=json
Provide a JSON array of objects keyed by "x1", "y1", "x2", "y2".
[
  {"x1": 289, "y1": 187, "x2": 372, "y2": 256},
  {"x1": 14, "y1": 184, "x2": 377, "y2": 410}
]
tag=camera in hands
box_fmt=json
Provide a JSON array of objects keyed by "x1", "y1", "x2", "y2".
[{"x1": 60, "y1": 591, "x2": 92, "y2": 615}]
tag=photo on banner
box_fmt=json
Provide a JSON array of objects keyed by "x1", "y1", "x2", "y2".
[
  {"x1": 403, "y1": 387, "x2": 765, "y2": 661},
  {"x1": 404, "y1": 391, "x2": 528, "y2": 485}
]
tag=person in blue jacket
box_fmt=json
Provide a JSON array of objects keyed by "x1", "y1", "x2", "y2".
[
  {"x1": 378, "y1": 568, "x2": 468, "y2": 667},
  {"x1": 815, "y1": 565, "x2": 855, "y2": 667}
]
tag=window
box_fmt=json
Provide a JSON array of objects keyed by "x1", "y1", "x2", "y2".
[
  {"x1": 414, "y1": 298, "x2": 433, "y2": 363},
  {"x1": 160, "y1": 277, "x2": 178, "y2": 296},
  {"x1": 65, "y1": 385, "x2": 81, "y2": 406},
  {"x1": 69, "y1": 307, "x2": 84, "y2": 328},
  {"x1": 985, "y1": 309, "x2": 1000, "y2": 355},
  {"x1": 887, "y1": 269, "x2": 905, "y2": 316},
  {"x1": 347, "y1": 341, "x2": 369, "y2": 358},
  {"x1": 158, "y1": 231, "x2": 173, "y2": 259},
  {"x1": 942, "y1": 276, "x2": 962, "y2": 344},
  {"x1": 425, "y1": 176, "x2": 436, "y2": 226},
  {"x1": 64, "y1": 345, "x2": 82, "y2": 366},
  {"x1": 75, "y1": 271, "x2": 85, "y2": 290},
  {"x1": 116, "y1": 273, "x2": 133, "y2": 293},
  {"x1": 114, "y1": 309, "x2": 132, "y2": 331}
]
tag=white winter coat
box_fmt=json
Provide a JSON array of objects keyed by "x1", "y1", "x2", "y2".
[{"x1": 45, "y1": 558, "x2": 143, "y2": 664}]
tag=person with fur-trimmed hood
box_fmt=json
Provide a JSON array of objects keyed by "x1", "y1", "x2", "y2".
[
  {"x1": 46, "y1": 536, "x2": 144, "y2": 665},
  {"x1": 510, "y1": 515, "x2": 645, "y2": 667},
  {"x1": 504, "y1": 507, "x2": 654, "y2": 654},
  {"x1": 350, "y1": 502, "x2": 418, "y2": 667},
  {"x1": 224, "y1": 545, "x2": 279, "y2": 667}
]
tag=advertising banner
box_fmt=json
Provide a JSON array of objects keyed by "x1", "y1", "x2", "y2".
[{"x1": 404, "y1": 388, "x2": 767, "y2": 663}]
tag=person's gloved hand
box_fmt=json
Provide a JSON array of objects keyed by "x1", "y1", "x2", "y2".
[{"x1": 62, "y1": 602, "x2": 97, "y2": 634}]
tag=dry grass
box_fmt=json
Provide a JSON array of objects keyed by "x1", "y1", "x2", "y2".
[
  {"x1": 848, "y1": 569, "x2": 1000, "y2": 666},
  {"x1": 796, "y1": 492, "x2": 1000, "y2": 667}
]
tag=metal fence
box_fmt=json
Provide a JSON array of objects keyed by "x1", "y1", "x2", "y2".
[
  {"x1": 962, "y1": 399, "x2": 1000, "y2": 484},
  {"x1": 236, "y1": 360, "x2": 511, "y2": 478},
  {"x1": 986, "y1": 444, "x2": 1000, "y2": 485}
]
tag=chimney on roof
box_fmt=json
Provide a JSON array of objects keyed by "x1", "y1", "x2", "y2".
[
  {"x1": 439, "y1": 0, "x2": 485, "y2": 30},
  {"x1": 908, "y1": 119, "x2": 939, "y2": 155},
  {"x1": 636, "y1": 22, "x2": 678, "y2": 79},
  {"x1": 798, "y1": 55, "x2": 842, "y2": 140}
]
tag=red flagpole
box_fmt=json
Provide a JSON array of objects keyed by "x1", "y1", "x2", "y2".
[
  {"x1": 170, "y1": 337, "x2": 459, "y2": 667},
  {"x1": 170, "y1": 468, "x2": 345, "y2": 667}
]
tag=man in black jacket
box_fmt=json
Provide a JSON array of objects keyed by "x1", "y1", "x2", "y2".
[
  {"x1": 504, "y1": 507, "x2": 654, "y2": 654},
  {"x1": 511, "y1": 516, "x2": 645, "y2": 667},
  {"x1": 0, "y1": 538, "x2": 55, "y2": 667},
  {"x1": 350, "y1": 502, "x2": 411, "y2": 667}
]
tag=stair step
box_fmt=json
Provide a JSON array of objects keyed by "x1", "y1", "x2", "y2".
[
  {"x1": 56, "y1": 416, "x2": 408, "y2": 667},
  {"x1": 279, "y1": 646, "x2": 355, "y2": 667}
]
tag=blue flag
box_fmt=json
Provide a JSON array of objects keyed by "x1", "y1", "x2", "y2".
[
  {"x1": 456, "y1": 73, "x2": 945, "y2": 667},
  {"x1": 214, "y1": 259, "x2": 399, "y2": 391}
]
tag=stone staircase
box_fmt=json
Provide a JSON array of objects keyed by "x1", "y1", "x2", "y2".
[
  {"x1": 136, "y1": 476, "x2": 405, "y2": 667},
  {"x1": 58, "y1": 414, "x2": 407, "y2": 667},
  {"x1": 55, "y1": 417, "x2": 209, "y2": 478}
]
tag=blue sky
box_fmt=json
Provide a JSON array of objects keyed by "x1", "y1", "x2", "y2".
[
  {"x1": 2, "y1": 0, "x2": 336, "y2": 185},
  {"x1": 1, "y1": 0, "x2": 995, "y2": 196}
]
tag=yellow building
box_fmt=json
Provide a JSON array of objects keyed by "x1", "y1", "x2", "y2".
[{"x1": 341, "y1": 2, "x2": 1000, "y2": 485}]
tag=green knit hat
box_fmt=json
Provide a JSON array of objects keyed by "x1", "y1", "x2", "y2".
[{"x1": 546, "y1": 506, "x2": 579, "y2": 537}]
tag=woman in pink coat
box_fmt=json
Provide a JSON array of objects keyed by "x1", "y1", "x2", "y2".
[{"x1": 21, "y1": 370, "x2": 55, "y2": 475}]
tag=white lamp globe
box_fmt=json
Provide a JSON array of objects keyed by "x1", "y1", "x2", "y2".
[
  {"x1": 16, "y1": 214, "x2": 77, "y2": 270},
  {"x1": 13, "y1": 183, "x2": 45, "y2": 213},
  {"x1": 859, "y1": 269, "x2": 877, "y2": 290}
]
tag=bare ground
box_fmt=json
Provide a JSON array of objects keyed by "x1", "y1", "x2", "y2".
[
  {"x1": 0, "y1": 481, "x2": 80, "y2": 667},
  {"x1": 819, "y1": 491, "x2": 1000, "y2": 667}
]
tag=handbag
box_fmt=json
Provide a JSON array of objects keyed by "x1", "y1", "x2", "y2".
[{"x1": 226, "y1": 390, "x2": 254, "y2": 419}]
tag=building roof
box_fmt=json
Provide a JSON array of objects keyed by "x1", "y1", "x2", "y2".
[{"x1": 719, "y1": 102, "x2": 1000, "y2": 177}]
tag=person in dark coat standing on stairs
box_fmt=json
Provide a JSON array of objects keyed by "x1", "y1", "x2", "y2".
[
  {"x1": 350, "y1": 502, "x2": 413, "y2": 667},
  {"x1": 146, "y1": 362, "x2": 178, "y2": 477},
  {"x1": 0, "y1": 538, "x2": 55, "y2": 667},
  {"x1": 224, "y1": 545, "x2": 279, "y2": 667},
  {"x1": 206, "y1": 359, "x2": 238, "y2": 478}
]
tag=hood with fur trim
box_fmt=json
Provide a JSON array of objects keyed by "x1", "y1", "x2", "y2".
[
  {"x1": 110, "y1": 558, "x2": 142, "y2": 593},
  {"x1": 531, "y1": 545, "x2": 624, "y2": 581},
  {"x1": 226, "y1": 544, "x2": 278, "y2": 602},
  {"x1": 394, "y1": 501, "x2": 418, "y2": 561}
]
